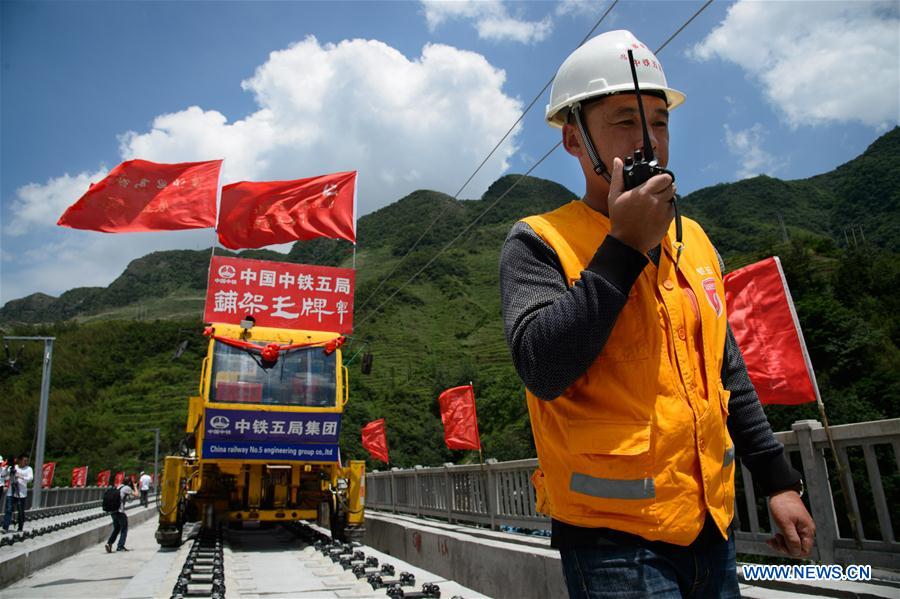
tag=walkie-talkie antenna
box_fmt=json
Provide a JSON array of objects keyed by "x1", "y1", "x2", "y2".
[
  {"x1": 626, "y1": 50, "x2": 654, "y2": 163},
  {"x1": 623, "y1": 49, "x2": 684, "y2": 268}
]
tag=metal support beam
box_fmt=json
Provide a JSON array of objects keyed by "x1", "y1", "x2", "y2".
[
  {"x1": 4, "y1": 336, "x2": 55, "y2": 510},
  {"x1": 149, "y1": 427, "x2": 160, "y2": 496}
]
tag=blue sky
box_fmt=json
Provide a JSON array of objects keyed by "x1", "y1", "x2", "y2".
[{"x1": 2, "y1": 0, "x2": 898, "y2": 304}]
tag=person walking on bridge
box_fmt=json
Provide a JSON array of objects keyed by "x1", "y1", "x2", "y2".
[
  {"x1": 1, "y1": 455, "x2": 13, "y2": 531},
  {"x1": 499, "y1": 30, "x2": 815, "y2": 598},
  {"x1": 104, "y1": 480, "x2": 135, "y2": 552},
  {"x1": 2, "y1": 454, "x2": 33, "y2": 533},
  {"x1": 138, "y1": 471, "x2": 152, "y2": 507}
]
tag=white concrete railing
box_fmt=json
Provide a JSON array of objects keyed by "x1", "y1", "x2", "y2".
[{"x1": 366, "y1": 418, "x2": 899, "y2": 569}]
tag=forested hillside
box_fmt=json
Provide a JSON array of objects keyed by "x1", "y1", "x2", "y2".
[{"x1": 1, "y1": 128, "x2": 897, "y2": 480}]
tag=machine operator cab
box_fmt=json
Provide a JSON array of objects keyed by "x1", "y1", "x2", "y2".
[{"x1": 189, "y1": 323, "x2": 349, "y2": 438}]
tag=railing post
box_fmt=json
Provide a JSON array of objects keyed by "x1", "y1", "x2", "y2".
[
  {"x1": 486, "y1": 459, "x2": 497, "y2": 530},
  {"x1": 792, "y1": 419, "x2": 839, "y2": 564},
  {"x1": 443, "y1": 463, "x2": 454, "y2": 524},
  {"x1": 389, "y1": 468, "x2": 397, "y2": 514},
  {"x1": 414, "y1": 466, "x2": 422, "y2": 518}
]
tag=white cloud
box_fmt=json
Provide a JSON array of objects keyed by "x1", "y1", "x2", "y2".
[
  {"x1": 4, "y1": 168, "x2": 108, "y2": 236},
  {"x1": 1, "y1": 229, "x2": 214, "y2": 304},
  {"x1": 723, "y1": 123, "x2": 779, "y2": 179},
  {"x1": 691, "y1": 0, "x2": 899, "y2": 129},
  {"x1": 422, "y1": 0, "x2": 552, "y2": 44},
  {"x1": 555, "y1": 0, "x2": 605, "y2": 18},
  {"x1": 1, "y1": 36, "x2": 522, "y2": 304}
]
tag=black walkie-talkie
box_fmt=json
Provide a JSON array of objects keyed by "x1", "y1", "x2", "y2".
[{"x1": 621, "y1": 49, "x2": 684, "y2": 267}]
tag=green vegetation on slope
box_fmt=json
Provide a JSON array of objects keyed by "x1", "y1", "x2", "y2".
[{"x1": 1, "y1": 130, "x2": 898, "y2": 499}]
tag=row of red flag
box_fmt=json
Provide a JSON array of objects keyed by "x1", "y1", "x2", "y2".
[
  {"x1": 35, "y1": 463, "x2": 145, "y2": 489},
  {"x1": 57, "y1": 159, "x2": 357, "y2": 249},
  {"x1": 359, "y1": 257, "x2": 821, "y2": 463},
  {"x1": 361, "y1": 384, "x2": 481, "y2": 463}
]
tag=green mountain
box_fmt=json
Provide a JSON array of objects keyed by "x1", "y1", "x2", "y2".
[{"x1": 1, "y1": 129, "x2": 898, "y2": 493}]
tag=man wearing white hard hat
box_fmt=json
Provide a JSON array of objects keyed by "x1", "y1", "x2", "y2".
[{"x1": 500, "y1": 30, "x2": 815, "y2": 597}]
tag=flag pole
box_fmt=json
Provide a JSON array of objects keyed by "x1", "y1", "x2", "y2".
[
  {"x1": 204, "y1": 159, "x2": 224, "y2": 321},
  {"x1": 470, "y1": 381, "x2": 483, "y2": 466},
  {"x1": 775, "y1": 257, "x2": 862, "y2": 547}
]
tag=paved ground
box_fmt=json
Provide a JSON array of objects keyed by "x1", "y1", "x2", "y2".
[
  {"x1": 1, "y1": 517, "x2": 182, "y2": 599},
  {"x1": 3, "y1": 513, "x2": 897, "y2": 599},
  {"x1": 1, "y1": 517, "x2": 486, "y2": 599}
]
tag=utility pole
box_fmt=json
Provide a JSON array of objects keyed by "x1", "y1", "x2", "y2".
[
  {"x1": 148, "y1": 427, "x2": 160, "y2": 496},
  {"x1": 4, "y1": 336, "x2": 55, "y2": 509},
  {"x1": 776, "y1": 212, "x2": 790, "y2": 245}
]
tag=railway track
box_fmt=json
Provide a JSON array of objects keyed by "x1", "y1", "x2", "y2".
[{"x1": 167, "y1": 521, "x2": 467, "y2": 599}]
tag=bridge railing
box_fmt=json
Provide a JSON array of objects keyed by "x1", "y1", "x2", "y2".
[
  {"x1": 366, "y1": 418, "x2": 899, "y2": 569},
  {"x1": 1, "y1": 486, "x2": 107, "y2": 514}
]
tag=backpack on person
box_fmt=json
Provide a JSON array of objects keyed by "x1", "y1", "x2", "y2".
[{"x1": 102, "y1": 486, "x2": 121, "y2": 512}]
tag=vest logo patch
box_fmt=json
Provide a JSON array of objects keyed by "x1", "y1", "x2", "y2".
[{"x1": 702, "y1": 277, "x2": 723, "y2": 317}]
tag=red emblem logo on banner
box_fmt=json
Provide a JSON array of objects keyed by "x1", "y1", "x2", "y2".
[
  {"x1": 702, "y1": 277, "x2": 723, "y2": 317},
  {"x1": 204, "y1": 256, "x2": 354, "y2": 333}
]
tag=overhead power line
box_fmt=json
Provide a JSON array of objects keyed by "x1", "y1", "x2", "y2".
[
  {"x1": 354, "y1": 1, "x2": 620, "y2": 316},
  {"x1": 356, "y1": 141, "x2": 562, "y2": 328},
  {"x1": 357, "y1": 0, "x2": 716, "y2": 326}
]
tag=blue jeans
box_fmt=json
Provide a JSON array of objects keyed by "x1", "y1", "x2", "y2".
[
  {"x1": 2, "y1": 494, "x2": 26, "y2": 531},
  {"x1": 560, "y1": 522, "x2": 741, "y2": 598},
  {"x1": 108, "y1": 512, "x2": 128, "y2": 549}
]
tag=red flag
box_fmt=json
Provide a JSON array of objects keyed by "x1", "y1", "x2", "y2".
[
  {"x1": 114, "y1": 471, "x2": 125, "y2": 486},
  {"x1": 361, "y1": 418, "x2": 389, "y2": 463},
  {"x1": 71, "y1": 466, "x2": 88, "y2": 487},
  {"x1": 41, "y1": 462, "x2": 56, "y2": 488},
  {"x1": 57, "y1": 159, "x2": 222, "y2": 232},
  {"x1": 438, "y1": 384, "x2": 482, "y2": 450},
  {"x1": 217, "y1": 171, "x2": 357, "y2": 249},
  {"x1": 724, "y1": 256, "x2": 817, "y2": 405},
  {"x1": 97, "y1": 470, "x2": 111, "y2": 487}
]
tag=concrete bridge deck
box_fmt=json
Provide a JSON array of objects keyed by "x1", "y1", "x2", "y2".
[{"x1": 2, "y1": 506, "x2": 898, "y2": 598}]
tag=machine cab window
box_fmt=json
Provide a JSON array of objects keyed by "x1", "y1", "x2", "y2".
[{"x1": 209, "y1": 341, "x2": 337, "y2": 407}]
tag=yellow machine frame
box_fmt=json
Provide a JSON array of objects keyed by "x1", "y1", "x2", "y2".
[{"x1": 156, "y1": 323, "x2": 365, "y2": 546}]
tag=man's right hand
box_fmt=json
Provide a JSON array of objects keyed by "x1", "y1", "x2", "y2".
[{"x1": 608, "y1": 156, "x2": 676, "y2": 254}]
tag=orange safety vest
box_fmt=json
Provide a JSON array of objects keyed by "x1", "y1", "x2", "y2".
[{"x1": 521, "y1": 201, "x2": 735, "y2": 546}]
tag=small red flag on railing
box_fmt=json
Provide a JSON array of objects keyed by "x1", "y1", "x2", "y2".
[
  {"x1": 438, "y1": 384, "x2": 481, "y2": 451},
  {"x1": 57, "y1": 159, "x2": 222, "y2": 232},
  {"x1": 361, "y1": 418, "x2": 389, "y2": 463},
  {"x1": 71, "y1": 466, "x2": 88, "y2": 488},
  {"x1": 114, "y1": 471, "x2": 125, "y2": 486},
  {"x1": 724, "y1": 256, "x2": 818, "y2": 405},
  {"x1": 41, "y1": 462, "x2": 56, "y2": 488},
  {"x1": 97, "y1": 470, "x2": 111, "y2": 487}
]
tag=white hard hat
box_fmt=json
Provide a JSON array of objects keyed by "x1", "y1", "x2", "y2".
[{"x1": 546, "y1": 30, "x2": 685, "y2": 128}]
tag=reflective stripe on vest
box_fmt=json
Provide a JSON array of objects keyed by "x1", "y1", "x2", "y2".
[{"x1": 570, "y1": 473, "x2": 655, "y2": 500}]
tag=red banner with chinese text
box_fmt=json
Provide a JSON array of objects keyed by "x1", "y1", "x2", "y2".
[
  {"x1": 217, "y1": 171, "x2": 357, "y2": 248},
  {"x1": 724, "y1": 257, "x2": 817, "y2": 405},
  {"x1": 204, "y1": 256, "x2": 354, "y2": 333},
  {"x1": 114, "y1": 471, "x2": 125, "y2": 486},
  {"x1": 438, "y1": 385, "x2": 481, "y2": 451},
  {"x1": 41, "y1": 462, "x2": 56, "y2": 488},
  {"x1": 97, "y1": 470, "x2": 111, "y2": 487},
  {"x1": 71, "y1": 466, "x2": 88, "y2": 488},
  {"x1": 361, "y1": 419, "x2": 389, "y2": 463},
  {"x1": 57, "y1": 159, "x2": 221, "y2": 232}
]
